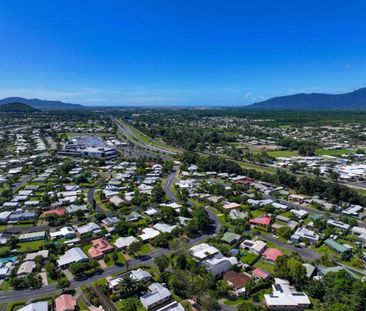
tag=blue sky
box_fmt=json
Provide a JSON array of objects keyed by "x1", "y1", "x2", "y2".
[{"x1": 0, "y1": 1, "x2": 366, "y2": 106}]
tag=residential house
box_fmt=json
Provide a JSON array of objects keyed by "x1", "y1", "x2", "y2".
[
  {"x1": 139, "y1": 228, "x2": 160, "y2": 241},
  {"x1": 262, "y1": 248, "x2": 283, "y2": 262},
  {"x1": 153, "y1": 223, "x2": 177, "y2": 233},
  {"x1": 76, "y1": 222, "x2": 101, "y2": 235},
  {"x1": 140, "y1": 283, "x2": 171, "y2": 310},
  {"x1": 18, "y1": 231, "x2": 45, "y2": 242},
  {"x1": 50, "y1": 227, "x2": 75, "y2": 240},
  {"x1": 264, "y1": 278, "x2": 311, "y2": 310},
  {"x1": 223, "y1": 271, "x2": 251, "y2": 295},
  {"x1": 156, "y1": 302, "x2": 184, "y2": 311},
  {"x1": 18, "y1": 302, "x2": 48, "y2": 311},
  {"x1": 17, "y1": 261, "x2": 36, "y2": 275},
  {"x1": 252, "y1": 268, "x2": 271, "y2": 279},
  {"x1": 25, "y1": 250, "x2": 49, "y2": 261},
  {"x1": 249, "y1": 215, "x2": 272, "y2": 227},
  {"x1": 327, "y1": 219, "x2": 350, "y2": 231},
  {"x1": 240, "y1": 240, "x2": 266, "y2": 255},
  {"x1": 190, "y1": 243, "x2": 220, "y2": 260},
  {"x1": 55, "y1": 294, "x2": 77, "y2": 311},
  {"x1": 291, "y1": 227, "x2": 319, "y2": 244},
  {"x1": 88, "y1": 238, "x2": 114, "y2": 259},
  {"x1": 324, "y1": 239, "x2": 352, "y2": 257},
  {"x1": 221, "y1": 232, "x2": 241, "y2": 244},
  {"x1": 202, "y1": 255, "x2": 238, "y2": 277},
  {"x1": 114, "y1": 236, "x2": 138, "y2": 250},
  {"x1": 57, "y1": 247, "x2": 88, "y2": 268}
]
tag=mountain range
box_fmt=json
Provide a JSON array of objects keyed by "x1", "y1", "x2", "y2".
[
  {"x1": 247, "y1": 87, "x2": 366, "y2": 110},
  {"x1": 0, "y1": 97, "x2": 84, "y2": 110},
  {"x1": 0, "y1": 102, "x2": 39, "y2": 113}
]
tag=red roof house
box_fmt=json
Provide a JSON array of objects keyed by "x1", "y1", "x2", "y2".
[
  {"x1": 88, "y1": 238, "x2": 114, "y2": 259},
  {"x1": 249, "y1": 215, "x2": 271, "y2": 227},
  {"x1": 55, "y1": 294, "x2": 76, "y2": 311},
  {"x1": 43, "y1": 208, "x2": 65, "y2": 217},
  {"x1": 223, "y1": 271, "x2": 251, "y2": 289},
  {"x1": 234, "y1": 177, "x2": 254, "y2": 186},
  {"x1": 252, "y1": 268, "x2": 271, "y2": 279},
  {"x1": 262, "y1": 248, "x2": 283, "y2": 262}
]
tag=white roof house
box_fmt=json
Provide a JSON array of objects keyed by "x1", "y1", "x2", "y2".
[
  {"x1": 327, "y1": 219, "x2": 350, "y2": 231},
  {"x1": 17, "y1": 261, "x2": 36, "y2": 275},
  {"x1": 76, "y1": 222, "x2": 101, "y2": 235},
  {"x1": 272, "y1": 202, "x2": 289, "y2": 210},
  {"x1": 156, "y1": 302, "x2": 185, "y2": 311},
  {"x1": 223, "y1": 202, "x2": 241, "y2": 210},
  {"x1": 131, "y1": 268, "x2": 152, "y2": 282},
  {"x1": 264, "y1": 279, "x2": 311, "y2": 310},
  {"x1": 291, "y1": 209, "x2": 308, "y2": 219},
  {"x1": 50, "y1": 226, "x2": 75, "y2": 239},
  {"x1": 343, "y1": 205, "x2": 363, "y2": 217},
  {"x1": 190, "y1": 243, "x2": 220, "y2": 260},
  {"x1": 240, "y1": 239, "x2": 267, "y2": 255},
  {"x1": 25, "y1": 250, "x2": 49, "y2": 261},
  {"x1": 18, "y1": 302, "x2": 48, "y2": 311},
  {"x1": 109, "y1": 269, "x2": 152, "y2": 289},
  {"x1": 140, "y1": 283, "x2": 171, "y2": 310},
  {"x1": 153, "y1": 223, "x2": 177, "y2": 233},
  {"x1": 114, "y1": 236, "x2": 138, "y2": 249},
  {"x1": 139, "y1": 228, "x2": 160, "y2": 241},
  {"x1": 293, "y1": 227, "x2": 319, "y2": 243},
  {"x1": 202, "y1": 256, "x2": 238, "y2": 277},
  {"x1": 57, "y1": 247, "x2": 88, "y2": 267},
  {"x1": 144, "y1": 207, "x2": 159, "y2": 216}
]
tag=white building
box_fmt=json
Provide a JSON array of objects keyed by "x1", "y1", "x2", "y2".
[
  {"x1": 264, "y1": 279, "x2": 311, "y2": 310},
  {"x1": 57, "y1": 247, "x2": 88, "y2": 268}
]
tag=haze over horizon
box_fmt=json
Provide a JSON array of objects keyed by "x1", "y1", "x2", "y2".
[{"x1": 1, "y1": 1, "x2": 366, "y2": 107}]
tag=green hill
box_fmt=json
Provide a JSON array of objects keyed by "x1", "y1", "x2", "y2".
[{"x1": 0, "y1": 102, "x2": 39, "y2": 112}]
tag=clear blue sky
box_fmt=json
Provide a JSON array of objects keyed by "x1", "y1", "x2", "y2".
[{"x1": 1, "y1": 1, "x2": 366, "y2": 106}]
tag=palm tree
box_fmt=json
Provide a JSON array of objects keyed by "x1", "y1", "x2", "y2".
[{"x1": 117, "y1": 274, "x2": 139, "y2": 295}]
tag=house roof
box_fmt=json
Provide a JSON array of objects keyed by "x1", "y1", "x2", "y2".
[
  {"x1": 18, "y1": 302, "x2": 48, "y2": 311},
  {"x1": 262, "y1": 248, "x2": 283, "y2": 261},
  {"x1": 156, "y1": 302, "x2": 184, "y2": 311},
  {"x1": 140, "y1": 283, "x2": 171, "y2": 309},
  {"x1": 43, "y1": 208, "x2": 65, "y2": 216},
  {"x1": 57, "y1": 247, "x2": 88, "y2": 266},
  {"x1": 88, "y1": 238, "x2": 113, "y2": 258},
  {"x1": 114, "y1": 236, "x2": 138, "y2": 249},
  {"x1": 221, "y1": 232, "x2": 241, "y2": 244},
  {"x1": 250, "y1": 215, "x2": 271, "y2": 226},
  {"x1": 17, "y1": 261, "x2": 35, "y2": 275},
  {"x1": 55, "y1": 294, "x2": 76, "y2": 311},
  {"x1": 252, "y1": 268, "x2": 271, "y2": 279},
  {"x1": 223, "y1": 271, "x2": 251, "y2": 288}
]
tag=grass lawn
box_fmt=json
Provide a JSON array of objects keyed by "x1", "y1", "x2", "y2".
[
  {"x1": 105, "y1": 252, "x2": 126, "y2": 266},
  {"x1": 0, "y1": 280, "x2": 10, "y2": 290},
  {"x1": 316, "y1": 148, "x2": 352, "y2": 156},
  {"x1": 251, "y1": 210, "x2": 266, "y2": 218},
  {"x1": 240, "y1": 251, "x2": 259, "y2": 265},
  {"x1": 253, "y1": 259, "x2": 275, "y2": 274},
  {"x1": 138, "y1": 244, "x2": 151, "y2": 255},
  {"x1": 6, "y1": 301, "x2": 26, "y2": 311},
  {"x1": 17, "y1": 240, "x2": 45, "y2": 252},
  {"x1": 81, "y1": 243, "x2": 92, "y2": 255},
  {"x1": 267, "y1": 150, "x2": 299, "y2": 158},
  {"x1": 77, "y1": 298, "x2": 89, "y2": 311},
  {"x1": 224, "y1": 298, "x2": 246, "y2": 305}
]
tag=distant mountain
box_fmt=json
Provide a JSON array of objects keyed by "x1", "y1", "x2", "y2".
[
  {"x1": 0, "y1": 102, "x2": 38, "y2": 113},
  {"x1": 247, "y1": 87, "x2": 366, "y2": 110},
  {"x1": 0, "y1": 97, "x2": 84, "y2": 110}
]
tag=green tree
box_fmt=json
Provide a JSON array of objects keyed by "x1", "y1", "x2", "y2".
[{"x1": 154, "y1": 255, "x2": 169, "y2": 272}]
